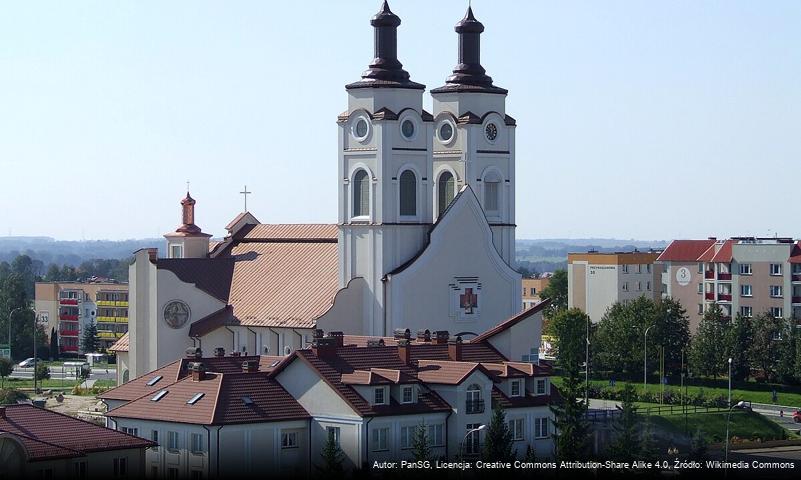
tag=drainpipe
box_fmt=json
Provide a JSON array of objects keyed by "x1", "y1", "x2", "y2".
[
  {"x1": 268, "y1": 327, "x2": 280, "y2": 355},
  {"x1": 445, "y1": 409, "x2": 453, "y2": 459},
  {"x1": 292, "y1": 329, "x2": 304, "y2": 349},
  {"x1": 224, "y1": 326, "x2": 235, "y2": 352},
  {"x1": 381, "y1": 275, "x2": 389, "y2": 337},
  {"x1": 202, "y1": 425, "x2": 213, "y2": 478},
  {"x1": 308, "y1": 417, "x2": 312, "y2": 475},
  {"x1": 363, "y1": 417, "x2": 373, "y2": 469},
  {"x1": 246, "y1": 327, "x2": 257, "y2": 355}
]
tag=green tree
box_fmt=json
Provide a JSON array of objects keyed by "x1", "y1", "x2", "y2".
[
  {"x1": 550, "y1": 308, "x2": 590, "y2": 461},
  {"x1": 411, "y1": 424, "x2": 431, "y2": 462},
  {"x1": 749, "y1": 312, "x2": 784, "y2": 381},
  {"x1": 640, "y1": 415, "x2": 658, "y2": 457},
  {"x1": 689, "y1": 428, "x2": 708, "y2": 460},
  {"x1": 726, "y1": 315, "x2": 752, "y2": 381},
  {"x1": 608, "y1": 384, "x2": 640, "y2": 462},
  {"x1": 690, "y1": 304, "x2": 729, "y2": 378},
  {"x1": 34, "y1": 363, "x2": 50, "y2": 381},
  {"x1": 0, "y1": 358, "x2": 12, "y2": 388},
  {"x1": 540, "y1": 269, "x2": 567, "y2": 320},
  {"x1": 777, "y1": 324, "x2": 799, "y2": 385},
  {"x1": 651, "y1": 298, "x2": 690, "y2": 375},
  {"x1": 524, "y1": 444, "x2": 536, "y2": 462},
  {"x1": 317, "y1": 430, "x2": 344, "y2": 477},
  {"x1": 0, "y1": 271, "x2": 46, "y2": 361},
  {"x1": 49, "y1": 327, "x2": 59, "y2": 361},
  {"x1": 483, "y1": 407, "x2": 515, "y2": 462},
  {"x1": 81, "y1": 321, "x2": 99, "y2": 353},
  {"x1": 594, "y1": 297, "x2": 654, "y2": 376}
]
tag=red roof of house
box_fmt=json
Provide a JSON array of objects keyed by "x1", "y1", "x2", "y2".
[
  {"x1": 0, "y1": 404, "x2": 154, "y2": 461},
  {"x1": 790, "y1": 242, "x2": 801, "y2": 264},
  {"x1": 711, "y1": 240, "x2": 734, "y2": 263},
  {"x1": 656, "y1": 239, "x2": 717, "y2": 262},
  {"x1": 109, "y1": 332, "x2": 129, "y2": 352}
]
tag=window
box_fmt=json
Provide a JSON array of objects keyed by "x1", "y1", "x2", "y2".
[
  {"x1": 646, "y1": 281, "x2": 652, "y2": 291},
  {"x1": 636, "y1": 281, "x2": 642, "y2": 292},
  {"x1": 113, "y1": 458, "x2": 127, "y2": 478},
  {"x1": 437, "y1": 171, "x2": 455, "y2": 216},
  {"x1": 281, "y1": 431, "x2": 298, "y2": 449},
  {"x1": 636, "y1": 264, "x2": 642, "y2": 274},
  {"x1": 698, "y1": 263, "x2": 704, "y2": 274},
  {"x1": 530, "y1": 288, "x2": 536, "y2": 295},
  {"x1": 741, "y1": 285, "x2": 752, "y2": 297},
  {"x1": 146, "y1": 375, "x2": 162, "y2": 386},
  {"x1": 428, "y1": 424, "x2": 444, "y2": 446},
  {"x1": 508, "y1": 418, "x2": 524, "y2": 440},
  {"x1": 187, "y1": 393, "x2": 205, "y2": 405},
  {"x1": 771, "y1": 307, "x2": 784, "y2": 318},
  {"x1": 326, "y1": 426, "x2": 341, "y2": 447},
  {"x1": 622, "y1": 264, "x2": 629, "y2": 274},
  {"x1": 151, "y1": 390, "x2": 168, "y2": 402},
  {"x1": 399, "y1": 170, "x2": 417, "y2": 216},
  {"x1": 353, "y1": 169, "x2": 370, "y2": 218},
  {"x1": 466, "y1": 384, "x2": 483, "y2": 414},
  {"x1": 740, "y1": 263, "x2": 752, "y2": 275},
  {"x1": 510, "y1": 379, "x2": 522, "y2": 397},
  {"x1": 534, "y1": 418, "x2": 549, "y2": 438},
  {"x1": 400, "y1": 426, "x2": 413, "y2": 449},
  {"x1": 535, "y1": 378, "x2": 547, "y2": 395},
  {"x1": 698, "y1": 304, "x2": 703, "y2": 315},
  {"x1": 483, "y1": 173, "x2": 500, "y2": 213},
  {"x1": 465, "y1": 424, "x2": 481, "y2": 454},
  {"x1": 372, "y1": 427, "x2": 389, "y2": 451},
  {"x1": 190, "y1": 471, "x2": 203, "y2": 480},
  {"x1": 770, "y1": 264, "x2": 783, "y2": 276},
  {"x1": 170, "y1": 244, "x2": 182, "y2": 259},
  {"x1": 770, "y1": 285, "x2": 783, "y2": 298},
  {"x1": 740, "y1": 306, "x2": 753, "y2": 318},
  {"x1": 167, "y1": 468, "x2": 179, "y2": 480},
  {"x1": 151, "y1": 430, "x2": 159, "y2": 450},
  {"x1": 190, "y1": 433, "x2": 204, "y2": 454},
  {"x1": 120, "y1": 427, "x2": 138, "y2": 436},
  {"x1": 622, "y1": 282, "x2": 629, "y2": 292},
  {"x1": 401, "y1": 385, "x2": 414, "y2": 404},
  {"x1": 646, "y1": 264, "x2": 652, "y2": 273},
  {"x1": 167, "y1": 431, "x2": 179, "y2": 451},
  {"x1": 698, "y1": 283, "x2": 703, "y2": 294},
  {"x1": 374, "y1": 387, "x2": 386, "y2": 405},
  {"x1": 73, "y1": 461, "x2": 87, "y2": 480}
]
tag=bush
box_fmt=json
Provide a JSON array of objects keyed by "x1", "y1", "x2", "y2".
[
  {"x1": 34, "y1": 363, "x2": 50, "y2": 381},
  {"x1": 0, "y1": 388, "x2": 29, "y2": 405}
]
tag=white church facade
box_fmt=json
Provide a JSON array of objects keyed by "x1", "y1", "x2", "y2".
[{"x1": 114, "y1": 3, "x2": 539, "y2": 382}]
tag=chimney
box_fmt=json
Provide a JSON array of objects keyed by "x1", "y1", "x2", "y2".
[
  {"x1": 416, "y1": 329, "x2": 431, "y2": 343},
  {"x1": 448, "y1": 336, "x2": 463, "y2": 361},
  {"x1": 214, "y1": 347, "x2": 225, "y2": 357},
  {"x1": 185, "y1": 347, "x2": 202, "y2": 360},
  {"x1": 190, "y1": 362, "x2": 206, "y2": 382},
  {"x1": 231, "y1": 351, "x2": 241, "y2": 357},
  {"x1": 329, "y1": 331, "x2": 344, "y2": 347},
  {"x1": 393, "y1": 328, "x2": 411, "y2": 340},
  {"x1": 242, "y1": 360, "x2": 259, "y2": 373},
  {"x1": 366, "y1": 338, "x2": 385, "y2": 348},
  {"x1": 146, "y1": 248, "x2": 158, "y2": 263},
  {"x1": 433, "y1": 331, "x2": 450, "y2": 345},
  {"x1": 398, "y1": 338, "x2": 410, "y2": 365},
  {"x1": 313, "y1": 329, "x2": 325, "y2": 340},
  {"x1": 312, "y1": 337, "x2": 338, "y2": 359}
]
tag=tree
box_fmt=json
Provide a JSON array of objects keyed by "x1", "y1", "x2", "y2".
[
  {"x1": 81, "y1": 321, "x2": 99, "y2": 353},
  {"x1": 690, "y1": 304, "x2": 729, "y2": 378},
  {"x1": 34, "y1": 363, "x2": 50, "y2": 381},
  {"x1": 411, "y1": 424, "x2": 431, "y2": 462},
  {"x1": 777, "y1": 324, "x2": 799, "y2": 385},
  {"x1": 651, "y1": 298, "x2": 690, "y2": 376},
  {"x1": 0, "y1": 271, "x2": 46, "y2": 361},
  {"x1": 49, "y1": 327, "x2": 59, "y2": 361},
  {"x1": 689, "y1": 428, "x2": 708, "y2": 460},
  {"x1": 749, "y1": 312, "x2": 784, "y2": 381},
  {"x1": 540, "y1": 269, "x2": 567, "y2": 319},
  {"x1": 594, "y1": 297, "x2": 654, "y2": 376},
  {"x1": 524, "y1": 444, "x2": 536, "y2": 462},
  {"x1": 726, "y1": 315, "x2": 752, "y2": 381},
  {"x1": 0, "y1": 358, "x2": 12, "y2": 388},
  {"x1": 608, "y1": 384, "x2": 640, "y2": 462},
  {"x1": 640, "y1": 415, "x2": 658, "y2": 458},
  {"x1": 550, "y1": 308, "x2": 590, "y2": 461},
  {"x1": 483, "y1": 407, "x2": 515, "y2": 462},
  {"x1": 317, "y1": 430, "x2": 344, "y2": 477}
]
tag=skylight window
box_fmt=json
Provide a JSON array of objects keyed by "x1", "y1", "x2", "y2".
[
  {"x1": 187, "y1": 393, "x2": 205, "y2": 405},
  {"x1": 151, "y1": 390, "x2": 168, "y2": 402},
  {"x1": 146, "y1": 375, "x2": 163, "y2": 386},
  {"x1": 242, "y1": 396, "x2": 254, "y2": 406},
  {"x1": 270, "y1": 360, "x2": 280, "y2": 368}
]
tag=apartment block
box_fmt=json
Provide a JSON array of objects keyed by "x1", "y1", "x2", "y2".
[
  {"x1": 35, "y1": 281, "x2": 129, "y2": 354},
  {"x1": 522, "y1": 277, "x2": 550, "y2": 310},
  {"x1": 659, "y1": 237, "x2": 801, "y2": 331},
  {"x1": 567, "y1": 251, "x2": 663, "y2": 322}
]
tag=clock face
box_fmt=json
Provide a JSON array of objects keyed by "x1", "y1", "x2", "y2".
[
  {"x1": 163, "y1": 300, "x2": 191, "y2": 329},
  {"x1": 485, "y1": 123, "x2": 498, "y2": 141},
  {"x1": 354, "y1": 118, "x2": 369, "y2": 139}
]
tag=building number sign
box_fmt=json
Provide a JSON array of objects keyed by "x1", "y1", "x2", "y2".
[{"x1": 676, "y1": 267, "x2": 691, "y2": 287}]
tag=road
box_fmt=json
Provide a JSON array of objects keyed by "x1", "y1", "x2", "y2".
[{"x1": 11, "y1": 365, "x2": 117, "y2": 382}]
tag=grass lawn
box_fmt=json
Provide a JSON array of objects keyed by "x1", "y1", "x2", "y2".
[
  {"x1": 3, "y1": 377, "x2": 85, "y2": 391},
  {"x1": 649, "y1": 410, "x2": 792, "y2": 444}
]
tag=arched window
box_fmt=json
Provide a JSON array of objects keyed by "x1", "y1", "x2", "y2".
[
  {"x1": 399, "y1": 170, "x2": 417, "y2": 216},
  {"x1": 437, "y1": 171, "x2": 455, "y2": 217},
  {"x1": 352, "y1": 170, "x2": 369, "y2": 218},
  {"x1": 483, "y1": 171, "x2": 501, "y2": 214}
]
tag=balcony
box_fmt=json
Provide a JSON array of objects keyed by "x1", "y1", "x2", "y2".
[
  {"x1": 718, "y1": 273, "x2": 732, "y2": 281},
  {"x1": 465, "y1": 399, "x2": 485, "y2": 414},
  {"x1": 705, "y1": 292, "x2": 715, "y2": 301},
  {"x1": 97, "y1": 316, "x2": 128, "y2": 324},
  {"x1": 59, "y1": 329, "x2": 79, "y2": 337},
  {"x1": 717, "y1": 294, "x2": 732, "y2": 302},
  {"x1": 60, "y1": 345, "x2": 78, "y2": 352},
  {"x1": 59, "y1": 314, "x2": 78, "y2": 321},
  {"x1": 793, "y1": 274, "x2": 801, "y2": 282},
  {"x1": 793, "y1": 297, "x2": 801, "y2": 304},
  {"x1": 59, "y1": 298, "x2": 78, "y2": 305},
  {"x1": 705, "y1": 270, "x2": 715, "y2": 280}
]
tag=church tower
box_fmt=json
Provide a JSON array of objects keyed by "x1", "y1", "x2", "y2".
[
  {"x1": 163, "y1": 192, "x2": 212, "y2": 259},
  {"x1": 430, "y1": 7, "x2": 516, "y2": 266},
  {"x1": 337, "y1": 1, "x2": 434, "y2": 335}
]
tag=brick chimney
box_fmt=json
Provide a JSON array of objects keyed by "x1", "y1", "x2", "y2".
[
  {"x1": 433, "y1": 331, "x2": 450, "y2": 345},
  {"x1": 398, "y1": 339, "x2": 410, "y2": 365},
  {"x1": 190, "y1": 362, "x2": 206, "y2": 382},
  {"x1": 214, "y1": 347, "x2": 225, "y2": 357},
  {"x1": 242, "y1": 360, "x2": 259, "y2": 373},
  {"x1": 146, "y1": 248, "x2": 158, "y2": 263},
  {"x1": 366, "y1": 338, "x2": 385, "y2": 347},
  {"x1": 312, "y1": 337, "x2": 338, "y2": 359},
  {"x1": 416, "y1": 329, "x2": 431, "y2": 343},
  {"x1": 393, "y1": 328, "x2": 411, "y2": 340},
  {"x1": 329, "y1": 331, "x2": 344, "y2": 347},
  {"x1": 448, "y1": 336, "x2": 463, "y2": 361}
]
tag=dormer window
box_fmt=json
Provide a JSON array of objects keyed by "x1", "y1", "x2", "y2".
[
  {"x1": 535, "y1": 378, "x2": 548, "y2": 395},
  {"x1": 510, "y1": 379, "x2": 522, "y2": 397},
  {"x1": 374, "y1": 387, "x2": 386, "y2": 405},
  {"x1": 170, "y1": 244, "x2": 183, "y2": 259},
  {"x1": 401, "y1": 385, "x2": 414, "y2": 404}
]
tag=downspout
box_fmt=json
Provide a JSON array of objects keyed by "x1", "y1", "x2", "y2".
[
  {"x1": 364, "y1": 416, "x2": 373, "y2": 469},
  {"x1": 246, "y1": 327, "x2": 257, "y2": 355},
  {"x1": 268, "y1": 327, "x2": 280, "y2": 355},
  {"x1": 202, "y1": 425, "x2": 213, "y2": 478},
  {"x1": 224, "y1": 326, "x2": 235, "y2": 352},
  {"x1": 381, "y1": 275, "x2": 389, "y2": 337},
  {"x1": 292, "y1": 329, "x2": 304, "y2": 349},
  {"x1": 308, "y1": 417, "x2": 313, "y2": 475},
  {"x1": 217, "y1": 425, "x2": 224, "y2": 477},
  {"x1": 445, "y1": 409, "x2": 453, "y2": 459}
]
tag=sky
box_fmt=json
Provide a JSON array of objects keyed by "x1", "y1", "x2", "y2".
[{"x1": 1, "y1": 0, "x2": 799, "y2": 241}]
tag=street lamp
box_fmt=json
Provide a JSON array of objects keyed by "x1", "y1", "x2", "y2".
[
  {"x1": 724, "y1": 400, "x2": 747, "y2": 463},
  {"x1": 644, "y1": 325, "x2": 654, "y2": 394},
  {"x1": 585, "y1": 315, "x2": 590, "y2": 405},
  {"x1": 460, "y1": 424, "x2": 486, "y2": 459},
  {"x1": 6, "y1": 307, "x2": 23, "y2": 360},
  {"x1": 727, "y1": 358, "x2": 733, "y2": 406}
]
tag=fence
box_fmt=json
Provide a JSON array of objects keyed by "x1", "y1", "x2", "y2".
[{"x1": 584, "y1": 403, "x2": 729, "y2": 422}]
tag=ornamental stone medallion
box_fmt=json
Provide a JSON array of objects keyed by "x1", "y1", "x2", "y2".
[{"x1": 163, "y1": 300, "x2": 191, "y2": 329}]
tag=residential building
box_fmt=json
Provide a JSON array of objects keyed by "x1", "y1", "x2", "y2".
[
  {"x1": 103, "y1": 303, "x2": 555, "y2": 476},
  {"x1": 567, "y1": 251, "x2": 663, "y2": 322},
  {"x1": 659, "y1": 237, "x2": 801, "y2": 331},
  {"x1": 522, "y1": 277, "x2": 550, "y2": 310},
  {"x1": 34, "y1": 281, "x2": 128, "y2": 354},
  {"x1": 0, "y1": 403, "x2": 153, "y2": 479}
]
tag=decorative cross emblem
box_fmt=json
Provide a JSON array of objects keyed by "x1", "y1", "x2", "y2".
[
  {"x1": 460, "y1": 288, "x2": 478, "y2": 314},
  {"x1": 239, "y1": 185, "x2": 252, "y2": 212}
]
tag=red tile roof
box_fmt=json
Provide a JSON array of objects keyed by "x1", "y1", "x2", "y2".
[
  {"x1": 101, "y1": 360, "x2": 183, "y2": 402},
  {"x1": 790, "y1": 242, "x2": 801, "y2": 264},
  {"x1": 242, "y1": 224, "x2": 338, "y2": 242},
  {"x1": 416, "y1": 360, "x2": 485, "y2": 385},
  {"x1": 656, "y1": 239, "x2": 716, "y2": 262},
  {"x1": 109, "y1": 332, "x2": 129, "y2": 352},
  {"x1": 470, "y1": 299, "x2": 551, "y2": 343},
  {"x1": 711, "y1": 240, "x2": 734, "y2": 263},
  {"x1": 0, "y1": 404, "x2": 154, "y2": 461}
]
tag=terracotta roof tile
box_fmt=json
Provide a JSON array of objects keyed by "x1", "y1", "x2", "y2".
[
  {"x1": 241, "y1": 224, "x2": 337, "y2": 242},
  {"x1": 791, "y1": 242, "x2": 801, "y2": 264},
  {"x1": 0, "y1": 404, "x2": 154, "y2": 461},
  {"x1": 212, "y1": 373, "x2": 309, "y2": 424},
  {"x1": 101, "y1": 360, "x2": 183, "y2": 402},
  {"x1": 656, "y1": 239, "x2": 716, "y2": 263},
  {"x1": 109, "y1": 332, "x2": 129, "y2": 352},
  {"x1": 711, "y1": 240, "x2": 734, "y2": 263},
  {"x1": 108, "y1": 373, "x2": 223, "y2": 424},
  {"x1": 416, "y1": 360, "x2": 484, "y2": 385}
]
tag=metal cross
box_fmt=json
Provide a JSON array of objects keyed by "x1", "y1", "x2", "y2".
[
  {"x1": 186, "y1": 180, "x2": 190, "y2": 193},
  {"x1": 240, "y1": 185, "x2": 252, "y2": 212}
]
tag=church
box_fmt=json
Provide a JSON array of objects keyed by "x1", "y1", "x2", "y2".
[{"x1": 114, "y1": 2, "x2": 538, "y2": 382}]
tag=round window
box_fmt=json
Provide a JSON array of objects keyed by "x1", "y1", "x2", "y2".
[
  {"x1": 439, "y1": 123, "x2": 454, "y2": 143},
  {"x1": 354, "y1": 119, "x2": 369, "y2": 139},
  {"x1": 401, "y1": 119, "x2": 415, "y2": 139},
  {"x1": 485, "y1": 123, "x2": 498, "y2": 141}
]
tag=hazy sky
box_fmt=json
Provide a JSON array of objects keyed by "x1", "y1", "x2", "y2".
[{"x1": 1, "y1": 1, "x2": 799, "y2": 241}]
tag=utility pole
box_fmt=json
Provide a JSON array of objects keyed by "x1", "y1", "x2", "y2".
[
  {"x1": 644, "y1": 325, "x2": 654, "y2": 394},
  {"x1": 585, "y1": 314, "x2": 590, "y2": 405}
]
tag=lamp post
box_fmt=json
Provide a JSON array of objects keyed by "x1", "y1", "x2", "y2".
[
  {"x1": 585, "y1": 315, "x2": 590, "y2": 405},
  {"x1": 6, "y1": 307, "x2": 23, "y2": 361},
  {"x1": 460, "y1": 424, "x2": 486, "y2": 460},
  {"x1": 644, "y1": 325, "x2": 654, "y2": 394},
  {"x1": 725, "y1": 400, "x2": 747, "y2": 464},
  {"x1": 727, "y1": 357, "x2": 733, "y2": 407}
]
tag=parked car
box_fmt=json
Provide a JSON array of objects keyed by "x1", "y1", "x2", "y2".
[
  {"x1": 17, "y1": 358, "x2": 41, "y2": 368},
  {"x1": 793, "y1": 410, "x2": 801, "y2": 423}
]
